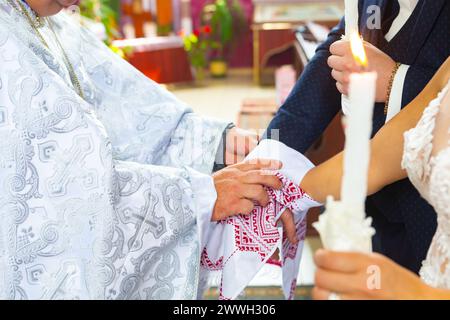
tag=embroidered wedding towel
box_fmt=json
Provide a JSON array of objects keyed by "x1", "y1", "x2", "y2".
[{"x1": 200, "y1": 140, "x2": 322, "y2": 300}]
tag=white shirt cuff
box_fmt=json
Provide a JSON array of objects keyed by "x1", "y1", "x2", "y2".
[
  {"x1": 246, "y1": 139, "x2": 323, "y2": 216},
  {"x1": 246, "y1": 139, "x2": 316, "y2": 185},
  {"x1": 385, "y1": 64, "x2": 410, "y2": 123},
  {"x1": 186, "y1": 167, "x2": 217, "y2": 250}
]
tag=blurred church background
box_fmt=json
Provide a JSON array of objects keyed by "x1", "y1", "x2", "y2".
[{"x1": 79, "y1": 0, "x2": 346, "y2": 300}]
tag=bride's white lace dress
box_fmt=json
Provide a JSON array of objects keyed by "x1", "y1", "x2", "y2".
[{"x1": 402, "y1": 80, "x2": 450, "y2": 289}]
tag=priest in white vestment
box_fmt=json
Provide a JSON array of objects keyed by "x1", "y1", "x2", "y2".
[{"x1": 0, "y1": 0, "x2": 286, "y2": 300}]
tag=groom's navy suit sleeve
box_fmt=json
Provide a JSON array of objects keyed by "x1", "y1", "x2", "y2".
[{"x1": 265, "y1": 19, "x2": 345, "y2": 153}]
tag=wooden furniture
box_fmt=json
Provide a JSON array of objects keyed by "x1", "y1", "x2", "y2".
[
  {"x1": 252, "y1": 0, "x2": 343, "y2": 85},
  {"x1": 121, "y1": 0, "x2": 153, "y2": 38},
  {"x1": 237, "y1": 98, "x2": 278, "y2": 130},
  {"x1": 156, "y1": 0, "x2": 174, "y2": 35},
  {"x1": 113, "y1": 37, "x2": 193, "y2": 84},
  {"x1": 120, "y1": 0, "x2": 175, "y2": 37}
]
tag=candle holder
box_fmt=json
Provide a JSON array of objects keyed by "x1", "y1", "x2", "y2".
[{"x1": 313, "y1": 197, "x2": 375, "y2": 253}]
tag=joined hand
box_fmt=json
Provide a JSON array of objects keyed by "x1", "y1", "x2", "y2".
[
  {"x1": 212, "y1": 159, "x2": 282, "y2": 221},
  {"x1": 225, "y1": 127, "x2": 259, "y2": 165}
]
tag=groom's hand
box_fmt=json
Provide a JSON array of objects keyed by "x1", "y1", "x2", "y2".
[
  {"x1": 328, "y1": 40, "x2": 396, "y2": 103},
  {"x1": 225, "y1": 127, "x2": 259, "y2": 165},
  {"x1": 269, "y1": 209, "x2": 299, "y2": 263},
  {"x1": 279, "y1": 209, "x2": 298, "y2": 244},
  {"x1": 211, "y1": 159, "x2": 283, "y2": 221}
]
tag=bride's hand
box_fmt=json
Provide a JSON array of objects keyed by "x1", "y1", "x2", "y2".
[{"x1": 312, "y1": 249, "x2": 430, "y2": 300}]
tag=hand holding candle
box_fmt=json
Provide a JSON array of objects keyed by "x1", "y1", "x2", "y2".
[{"x1": 329, "y1": 40, "x2": 397, "y2": 102}]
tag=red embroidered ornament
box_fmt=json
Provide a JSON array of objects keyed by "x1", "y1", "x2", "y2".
[{"x1": 201, "y1": 173, "x2": 317, "y2": 300}]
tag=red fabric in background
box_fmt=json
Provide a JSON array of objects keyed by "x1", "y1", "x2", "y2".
[{"x1": 191, "y1": 0, "x2": 254, "y2": 67}]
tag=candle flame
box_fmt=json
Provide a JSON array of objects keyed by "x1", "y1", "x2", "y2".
[{"x1": 350, "y1": 32, "x2": 368, "y2": 68}]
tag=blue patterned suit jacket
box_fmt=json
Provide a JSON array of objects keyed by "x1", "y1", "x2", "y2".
[{"x1": 265, "y1": 0, "x2": 450, "y2": 273}]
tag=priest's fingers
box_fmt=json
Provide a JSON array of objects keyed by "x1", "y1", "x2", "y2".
[
  {"x1": 242, "y1": 170, "x2": 282, "y2": 189},
  {"x1": 279, "y1": 209, "x2": 298, "y2": 244},
  {"x1": 246, "y1": 134, "x2": 259, "y2": 155},
  {"x1": 225, "y1": 127, "x2": 259, "y2": 156},
  {"x1": 314, "y1": 249, "x2": 369, "y2": 273},
  {"x1": 234, "y1": 159, "x2": 283, "y2": 172},
  {"x1": 240, "y1": 184, "x2": 270, "y2": 207},
  {"x1": 224, "y1": 150, "x2": 245, "y2": 166},
  {"x1": 234, "y1": 199, "x2": 255, "y2": 216},
  {"x1": 329, "y1": 40, "x2": 352, "y2": 57}
]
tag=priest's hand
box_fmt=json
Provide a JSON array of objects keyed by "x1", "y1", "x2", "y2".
[
  {"x1": 211, "y1": 159, "x2": 282, "y2": 221},
  {"x1": 312, "y1": 249, "x2": 431, "y2": 300},
  {"x1": 328, "y1": 40, "x2": 396, "y2": 103},
  {"x1": 225, "y1": 127, "x2": 259, "y2": 165}
]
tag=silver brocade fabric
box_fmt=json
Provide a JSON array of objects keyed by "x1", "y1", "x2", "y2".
[{"x1": 0, "y1": 1, "x2": 227, "y2": 299}]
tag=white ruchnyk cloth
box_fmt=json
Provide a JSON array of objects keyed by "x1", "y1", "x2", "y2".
[{"x1": 200, "y1": 140, "x2": 322, "y2": 300}]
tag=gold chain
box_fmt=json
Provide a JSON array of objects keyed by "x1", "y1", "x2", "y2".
[
  {"x1": 384, "y1": 62, "x2": 401, "y2": 115},
  {"x1": 10, "y1": 0, "x2": 84, "y2": 99}
]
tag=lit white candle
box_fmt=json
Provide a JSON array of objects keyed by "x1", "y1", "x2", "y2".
[
  {"x1": 341, "y1": 34, "x2": 377, "y2": 211},
  {"x1": 344, "y1": 0, "x2": 359, "y2": 37},
  {"x1": 342, "y1": 0, "x2": 360, "y2": 115}
]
